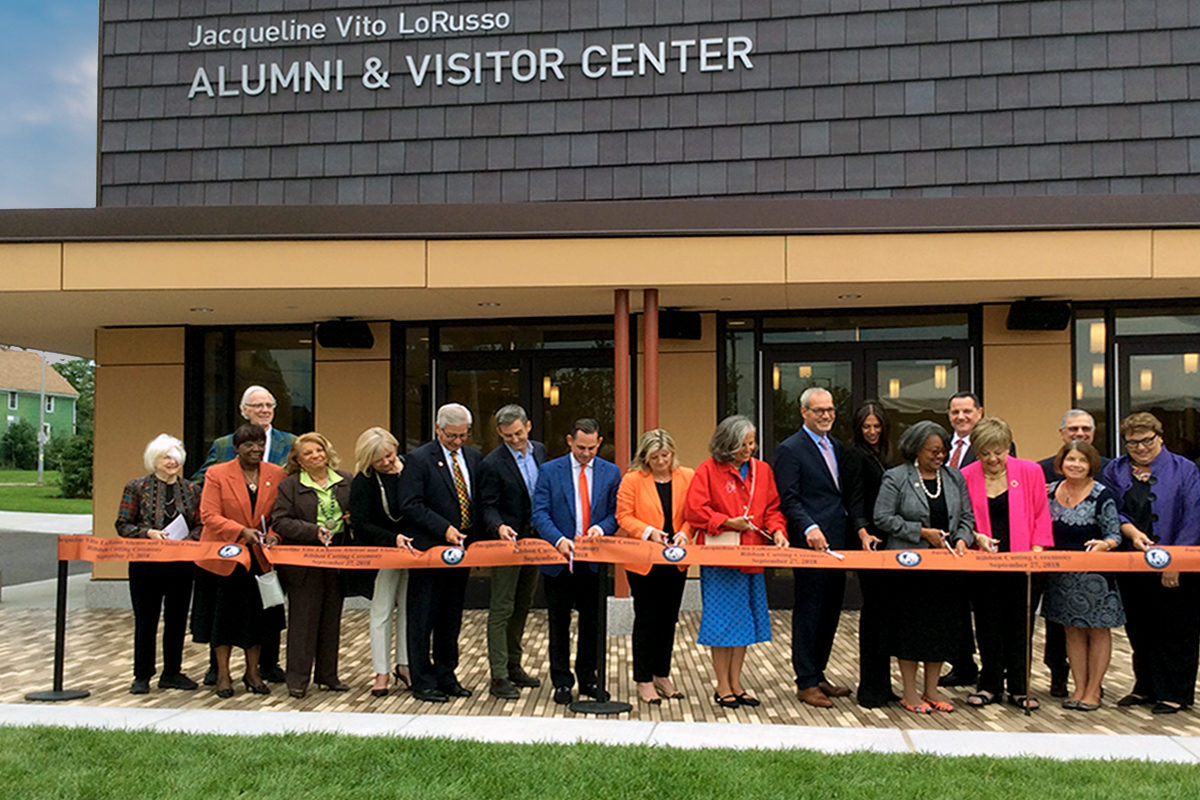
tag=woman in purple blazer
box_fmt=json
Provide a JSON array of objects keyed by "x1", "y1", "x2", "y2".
[
  {"x1": 960, "y1": 417, "x2": 1053, "y2": 711},
  {"x1": 1100, "y1": 412, "x2": 1200, "y2": 714}
]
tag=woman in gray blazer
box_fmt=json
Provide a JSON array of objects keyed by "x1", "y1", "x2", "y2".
[{"x1": 874, "y1": 420, "x2": 978, "y2": 714}]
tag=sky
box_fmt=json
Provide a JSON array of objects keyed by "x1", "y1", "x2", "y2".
[{"x1": 0, "y1": 1, "x2": 98, "y2": 209}]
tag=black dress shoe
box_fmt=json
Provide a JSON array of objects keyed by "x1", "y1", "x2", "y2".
[
  {"x1": 319, "y1": 683, "x2": 351, "y2": 692},
  {"x1": 1117, "y1": 693, "x2": 1153, "y2": 707},
  {"x1": 260, "y1": 665, "x2": 287, "y2": 683},
  {"x1": 440, "y1": 681, "x2": 473, "y2": 698},
  {"x1": 159, "y1": 673, "x2": 198, "y2": 691},
  {"x1": 1050, "y1": 672, "x2": 1069, "y2": 698},
  {"x1": 508, "y1": 666, "x2": 541, "y2": 688},
  {"x1": 553, "y1": 686, "x2": 573, "y2": 705},
  {"x1": 243, "y1": 677, "x2": 271, "y2": 695},
  {"x1": 580, "y1": 682, "x2": 609, "y2": 701},
  {"x1": 1152, "y1": 701, "x2": 1184, "y2": 714},
  {"x1": 937, "y1": 668, "x2": 979, "y2": 687},
  {"x1": 490, "y1": 678, "x2": 519, "y2": 699},
  {"x1": 215, "y1": 687, "x2": 235, "y2": 699},
  {"x1": 129, "y1": 678, "x2": 150, "y2": 695},
  {"x1": 413, "y1": 687, "x2": 449, "y2": 703},
  {"x1": 203, "y1": 668, "x2": 217, "y2": 687},
  {"x1": 371, "y1": 687, "x2": 389, "y2": 698}
]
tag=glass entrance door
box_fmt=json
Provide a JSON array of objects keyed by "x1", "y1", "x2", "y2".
[
  {"x1": 761, "y1": 345, "x2": 970, "y2": 459},
  {"x1": 1118, "y1": 338, "x2": 1200, "y2": 460}
]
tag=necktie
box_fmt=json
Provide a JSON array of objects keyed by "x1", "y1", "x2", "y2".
[
  {"x1": 819, "y1": 437, "x2": 839, "y2": 489},
  {"x1": 451, "y1": 452, "x2": 471, "y2": 529},
  {"x1": 950, "y1": 439, "x2": 965, "y2": 468},
  {"x1": 578, "y1": 464, "x2": 591, "y2": 534}
]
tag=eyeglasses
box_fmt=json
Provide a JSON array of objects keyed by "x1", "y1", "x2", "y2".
[
  {"x1": 440, "y1": 431, "x2": 470, "y2": 441},
  {"x1": 807, "y1": 407, "x2": 836, "y2": 416},
  {"x1": 1125, "y1": 434, "x2": 1159, "y2": 450}
]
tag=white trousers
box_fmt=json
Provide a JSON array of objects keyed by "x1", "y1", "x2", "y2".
[{"x1": 369, "y1": 568, "x2": 408, "y2": 675}]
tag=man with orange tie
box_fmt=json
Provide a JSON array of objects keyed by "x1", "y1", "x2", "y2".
[
  {"x1": 397, "y1": 402, "x2": 482, "y2": 703},
  {"x1": 531, "y1": 418, "x2": 621, "y2": 705}
]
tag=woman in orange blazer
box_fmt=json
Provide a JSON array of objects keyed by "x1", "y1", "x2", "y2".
[
  {"x1": 193, "y1": 424, "x2": 286, "y2": 699},
  {"x1": 616, "y1": 429, "x2": 694, "y2": 704}
]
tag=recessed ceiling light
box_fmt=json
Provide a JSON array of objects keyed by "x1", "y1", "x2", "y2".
[
  {"x1": 837, "y1": 293, "x2": 861, "y2": 301},
  {"x1": 478, "y1": 302, "x2": 501, "y2": 307},
  {"x1": 719, "y1": 296, "x2": 732, "y2": 301},
  {"x1": 190, "y1": 307, "x2": 213, "y2": 313}
]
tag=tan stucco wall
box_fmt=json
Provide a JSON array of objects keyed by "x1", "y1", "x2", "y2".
[
  {"x1": 92, "y1": 327, "x2": 187, "y2": 578},
  {"x1": 314, "y1": 321, "x2": 392, "y2": 466},
  {"x1": 980, "y1": 305, "x2": 1072, "y2": 462}
]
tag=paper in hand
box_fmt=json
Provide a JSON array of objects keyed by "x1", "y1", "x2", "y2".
[{"x1": 162, "y1": 514, "x2": 190, "y2": 541}]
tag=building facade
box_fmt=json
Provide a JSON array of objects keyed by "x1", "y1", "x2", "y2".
[
  {"x1": 0, "y1": 348, "x2": 78, "y2": 443},
  {"x1": 0, "y1": 1, "x2": 1198, "y2": 580}
]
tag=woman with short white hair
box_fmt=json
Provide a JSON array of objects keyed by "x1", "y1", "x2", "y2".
[{"x1": 115, "y1": 433, "x2": 203, "y2": 695}]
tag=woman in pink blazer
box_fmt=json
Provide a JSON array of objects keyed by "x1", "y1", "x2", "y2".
[
  {"x1": 616, "y1": 429, "x2": 694, "y2": 705},
  {"x1": 960, "y1": 416, "x2": 1053, "y2": 711}
]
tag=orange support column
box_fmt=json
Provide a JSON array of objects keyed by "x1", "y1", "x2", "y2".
[
  {"x1": 643, "y1": 288, "x2": 659, "y2": 431},
  {"x1": 614, "y1": 289, "x2": 631, "y2": 599}
]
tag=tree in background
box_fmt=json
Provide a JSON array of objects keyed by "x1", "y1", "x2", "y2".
[
  {"x1": 49, "y1": 359, "x2": 94, "y2": 498},
  {"x1": 0, "y1": 418, "x2": 37, "y2": 469}
]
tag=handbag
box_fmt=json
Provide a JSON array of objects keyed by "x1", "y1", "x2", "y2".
[
  {"x1": 256, "y1": 569, "x2": 285, "y2": 608},
  {"x1": 250, "y1": 541, "x2": 285, "y2": 608}
]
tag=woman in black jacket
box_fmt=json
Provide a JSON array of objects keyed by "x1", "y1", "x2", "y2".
[
  {"x1": 843, "y1": 401, "x2": 897, "y2": 708},
  {"x1": 349, "y1": 426, "x2": 413, "y2": 697}
]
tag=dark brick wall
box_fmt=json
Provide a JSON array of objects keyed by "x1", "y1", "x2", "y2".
[{"x1": 98, "y1": 0, "x2": 1200, "y2": 206}]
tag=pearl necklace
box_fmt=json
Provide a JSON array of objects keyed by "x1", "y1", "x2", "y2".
[{"x1": 917, "y1": 463, "x2": 943, "y2": 499}]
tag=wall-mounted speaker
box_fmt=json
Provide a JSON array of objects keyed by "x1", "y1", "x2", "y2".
[
  {"x1": 316, "y1": 321, "x2": 375, "y2": 349},
  {"x1": 1006, "y1": 301, "x2": 1071, "y2": 331},
  {"x1": 659, "y1": 310, "x2": 702, "y2": 340}
]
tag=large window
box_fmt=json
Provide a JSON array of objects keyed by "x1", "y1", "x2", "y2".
[{"x1": 185, "y1": 326, "x2": 314, "y2": 470}]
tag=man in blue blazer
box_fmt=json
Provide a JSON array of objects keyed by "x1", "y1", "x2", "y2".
[
  {"x1": 530, "y1": 418, "x2": 621, "y2": 705},
  {"x1": 774, "y1": 386, "x2": 861, "y2": 709},
  {"x1": 398, "y1": 402, "x2": 483, "y2": 703},
  {"x1": 478, "y1": 404, "x2": 548, "y2": 699}
]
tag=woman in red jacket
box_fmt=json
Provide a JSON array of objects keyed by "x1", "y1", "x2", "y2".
[
  {"x1": 194, "y1": 424, "x2": 286, "y2": 698},
  {"x1": 685, "y1": 415, "x2": 788, "y2": 709}
]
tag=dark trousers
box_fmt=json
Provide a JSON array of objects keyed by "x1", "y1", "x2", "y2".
[
  {"x1": 129, "y1": 560, "x2": 193, "y2": 680},
  {"x1": 948, "y1": 573, "x2": 980, "y2": 678},
  {"x1": 792, "y1": 567, "x2": 845, "y2": 690},
  {"x1": 487, "y1": 564, "x2": 540, "y2": 679},
  {"x1": 1119, "y1": 572, "x2": 1200, "y2": 706},
  {"x1": 627, "y1": 565, "x2": 687, "y2": 683},
  {"x1": 280, "y1": 565, "x2": 344, "y2": 692},
  {"x1": 973, "y1": 573, "x2": 1032, "y2": 697},
  {"x1": 855, "y1": 570, "x2": 894, "y2": 703},
  {"x1": 406, "y1": 567, "x2": 469, "y2": 692},
  {"x1": 1035, "y1": 574, "x2": 1068, "y2": 677},
  {"x1": 543, "y1": 566, "x2": 600, "y2": 689}
]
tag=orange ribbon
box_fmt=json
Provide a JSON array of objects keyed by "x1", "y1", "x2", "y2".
[
  {"x1": 58, "y1": 535, "x2": 1199, "y2": 573},
  {"x1": 57, "y1": 535, "x2": 252, "y2": 568}
]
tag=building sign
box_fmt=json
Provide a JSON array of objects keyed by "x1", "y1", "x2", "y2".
[
  {"x1": 185, "y1": 8, "x2": 755, "y2": 98},
  {"x1": 98, "y1": 1, "x2": 1196, "y2": 207}
]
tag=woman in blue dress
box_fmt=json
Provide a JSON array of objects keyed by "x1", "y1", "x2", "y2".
[{"x1": 1041, "y1": 440, "x2": 1123, "y2": 711}]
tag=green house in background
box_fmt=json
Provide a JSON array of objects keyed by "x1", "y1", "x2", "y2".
[{"x1": 0, "y1": 348, "x2": 78, "y2": 440}]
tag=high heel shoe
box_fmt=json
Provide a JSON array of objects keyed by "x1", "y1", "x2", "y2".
[
  {"x1": 242, "y1": 676, "x2": 271, "y2": 695},
  {"x1": 215, "y1": 684, "x2": 234, "y2": 699},
  {"x1": 653, "y1": 677, "x2": 685, "y2": 700},
  {"x1": 393, "y1": 666, "x2": 411, "y2": 689}
]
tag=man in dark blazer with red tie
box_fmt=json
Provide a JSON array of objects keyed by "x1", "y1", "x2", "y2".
[
  {"x1": 774, "y1": 386, "x2": 861, "y2": 709},
  {"x1": 397, "y1": 402, "x2": 482, "y2": 703},
  {"x1": 530, "y1": 418, "x2": 621, "y2": 706},
  {"x1": 478, "y1": 403, "x2": 547, "y2": 700}
]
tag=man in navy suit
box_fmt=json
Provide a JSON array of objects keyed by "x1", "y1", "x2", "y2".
[
  {"x1": 774, "y1": 387, "x2": 861, "y2": 708},
  {"x1": 478, "y1": 404, "x2": 547, "y2": 700},
  {"x1": 397, "y1": 402, "x2": 483, "y2": 703},
  {"x1": 530, "y1": 418, "x2": 621, "y2": 705}
]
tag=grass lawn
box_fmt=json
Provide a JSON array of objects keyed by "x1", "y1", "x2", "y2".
[
  {"x1": 0, "y1": 470, "x2": 91, "y2": 514},
  {"x1": 0, "y1": 727, "x2": 1197, "y2": 799}
]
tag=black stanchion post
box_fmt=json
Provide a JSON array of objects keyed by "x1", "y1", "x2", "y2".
[
  {"x1": 570, "y1": 563, "x2": 632, "y2": 715},
  {"x1": 25, "y1": 558, "x2": 90, "y2": 702}
]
